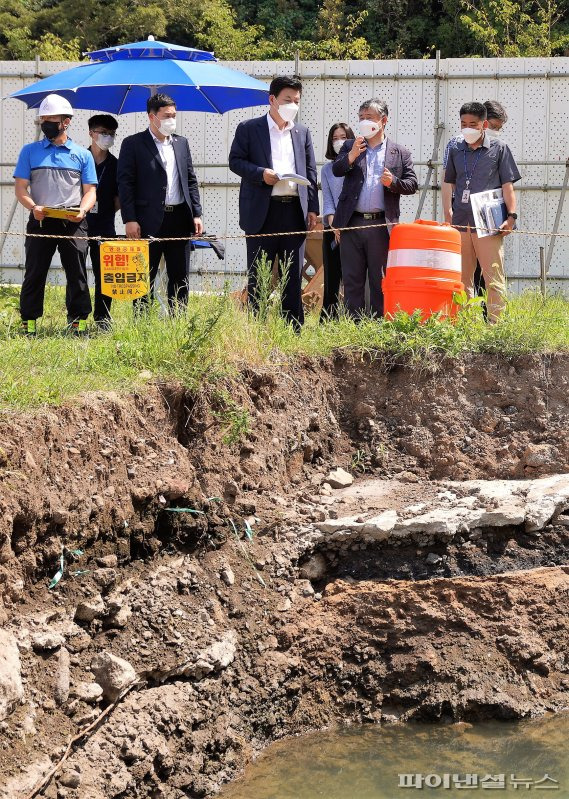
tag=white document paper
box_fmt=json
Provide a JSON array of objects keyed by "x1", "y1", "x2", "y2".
[
  {"x1": 470, "y1": 188, "x2": 505, "y2": 238},
  {"x1": 276, "y1": 172, "x2": 311, "y2": 187}
]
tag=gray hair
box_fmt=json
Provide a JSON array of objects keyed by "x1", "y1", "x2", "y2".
[{"x1": 359, "y1": 98, "x2": 388, "y2": 117}]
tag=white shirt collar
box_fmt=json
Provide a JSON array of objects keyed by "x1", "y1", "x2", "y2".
[
  {"x1": 149, "y1": 127, "x2": 172, "y2": 145},
  {"x1": 266, "y1": 111, "x2": 294, "y2": 133}
]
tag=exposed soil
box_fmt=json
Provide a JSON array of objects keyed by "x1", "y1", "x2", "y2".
[{"x1": 1, "y1": 352, "x2": 569, "y2": 798}]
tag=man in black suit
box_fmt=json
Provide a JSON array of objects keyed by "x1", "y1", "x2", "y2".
[
  {"x1": 117, "y1": 93, "x2": 203, "y2": 310},
  {"x1": 229, "y1": 76, "x2": 319, "y2": 329},
  {"x1": 333, "y1": 98, "x2": 418, "y2": 318}
]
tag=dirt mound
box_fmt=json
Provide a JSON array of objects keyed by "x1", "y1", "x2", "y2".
[{"x1": 1, "y1": 353, "x2": 569, "y2": 797}]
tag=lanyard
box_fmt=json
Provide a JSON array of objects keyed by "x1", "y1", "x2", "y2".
[
  {"x1": 463, "y1": 147, "x2": 484, "y2": 189},
  {"x1": 96, "y1": 161, "x2": 108, "y2": 185}
]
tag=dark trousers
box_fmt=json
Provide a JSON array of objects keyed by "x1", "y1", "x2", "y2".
[
  {"x1": 321, "y1": 229, "x2": 342, "y2": 319},
  {"x1": 21, "y1": 215, "x2": 91, "y2": 322},
  {"x1": 339, "y1": 214, "x2": 390, "y2": 318},
  {"x1": 88, "y1": 241, "x2": 113, "y2": 322},
  {"x1": 135, "y1": 204, "x2": 193, "y2": 311},
  {"x1": 246, "y1": 197, "x2": 306, "y2": 329}
]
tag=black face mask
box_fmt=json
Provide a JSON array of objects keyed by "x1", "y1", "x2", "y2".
[{"x1": 41, "y1": 120, "x2": 62, "y2": 140}]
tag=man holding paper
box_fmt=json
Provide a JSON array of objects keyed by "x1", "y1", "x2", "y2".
[
  {"x1": 443, "y1": 101, "x2": 521, "y2": 321},
  {"x1": 229, "y1": 76, "x2": 319, "y2": 329}
]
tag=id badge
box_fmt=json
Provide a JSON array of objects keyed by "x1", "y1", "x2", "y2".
[
  {"x1": 91, "y1": 201, "x2": 98, "y2": 214},
  {"x1": 461, "y1": 189, "x2": 470, "y2": 204}
]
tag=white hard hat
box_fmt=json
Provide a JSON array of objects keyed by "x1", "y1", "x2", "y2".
[{"x1": 37, "y1": 94, "x2": 74, "y2": 117}]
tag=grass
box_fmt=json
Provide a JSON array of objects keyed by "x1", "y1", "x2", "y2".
[{"x1": 1, "y1": 277, "x2": 569, "y2": 411}]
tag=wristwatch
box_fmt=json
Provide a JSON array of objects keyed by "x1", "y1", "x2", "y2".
[{"x1": 507, "y1": 212, "x2": 518, "y2": 220}]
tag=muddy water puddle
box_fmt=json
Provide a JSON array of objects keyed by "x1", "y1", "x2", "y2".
[{"x1": 220, "y1": 714, "x2": 569, "y2": 797}]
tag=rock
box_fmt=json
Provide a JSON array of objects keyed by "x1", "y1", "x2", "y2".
[
  {"x1": 224, "y1": 480, "x2": 239, "y2": 500},
  {"x1": 426, "y1": 552, "x2": 442, "y2": 565},
  {"x1": 178, "y1": 632, "x2": 237, "y2": 680},
  {"x1": 54, "y1": 647, "x2": 70, "y2": 705},
  {"x1": 316, "y1": 516, "x2": 362, "y2": 534},
  {"x1": 31, "y1": 631, "x2": 65, "y2": 651},
  {"x1": 354, "y1": 401, "x2": 375, "y2": 419},
  {"x1": 96, "y1": 554, "x2": 118, "y2": 568},
  {"x1": 0, "y1": 630, "x2": 24, "y2": 721},
  {"x1": 51, "y1": 508, "x2": 68, "y2": 525},
  {"x1": 522, "y1": 444, "x2": 559, "y2": 470},
  {"x1": 299, "y1": 553, "x2": 328, "y2": 581},
  {"x1": 296, "y1": 579, "x2": 315, "y2": 597},
  {"x1": 164, "y1": 480, "x2": 189, "y2": 500},
  {"x1": 362, "y1": 510, "x2": 398, "y2": 540},
  {"x1": 326, "y1": 468, "x2": 354, "y2": 489},
  {"x1": 90, "y1": 650, "x2": 137, "y2": 702},
  {"x1": 93, "y1": 568, "x2": 117, "y2": 590},
  {"x1": 71, "y1": 681, "x2": 104, "y2": 703},
  {"x1": 75, "y1": 594, "x2": 105, "y2": 623},
  {"x1": 399, "y1": 471, "x2": 420, "y2": 483},
  {"x1": 277, "y1": 597, "x2": 292, "y2": 612},
  {"x1": 106, "y1": 603, "x2": 131, "y2": 629},
  {"x1": 59, "y1": 770, "x2": 81, "y2": 789},
  {"x1": 220, "y1": 567, "x2": 235, "y2": 587}
]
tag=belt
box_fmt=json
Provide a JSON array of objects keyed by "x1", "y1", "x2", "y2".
[
  {"x1": 164, "y1": 203, "x2": 184, "y2": 212},
  {"x1": 353, "y1": 211, "x2": 385, "y2": 220},
  {"x1": 271, "y1": 196, "x2": 299, "y2": 203}
]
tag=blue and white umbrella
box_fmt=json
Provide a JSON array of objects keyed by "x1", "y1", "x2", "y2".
[{"x1": 7, "y1": 38, "x2": 268, "y2": 114}]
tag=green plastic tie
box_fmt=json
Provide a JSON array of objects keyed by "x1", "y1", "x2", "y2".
[{"x1": 48, "y1": 553, "x2": 65, "y2": 589}]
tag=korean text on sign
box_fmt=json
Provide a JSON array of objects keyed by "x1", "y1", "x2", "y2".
[{"x1": 99, "y1": 241, "x2": 150, "y2": 300}]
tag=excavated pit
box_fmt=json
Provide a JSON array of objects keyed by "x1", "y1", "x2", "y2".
[{"x1": 1, "y1": 353, "x2": 569, "y2": 798}]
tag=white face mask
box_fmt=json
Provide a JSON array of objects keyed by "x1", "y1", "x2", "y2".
[
  {"x1": 277, "y1": 102, "x2": 299, "y2": 123},
  {"x1": 487, "y1": 128, "x2": 502, "y2": 139},
  {"x1": 358, "y1": 119, "x2": 381, "y2": 139},
  {"x1": 95, "y1": 133, "x2": 115, "y2": 151},
  {"x1": 462, "y1": 127, "x2": 483, "y2": 144},
  {"x1": 154, "y1": 117, "x2": 176, "y2": 136},
  {"x1": 332, "y1": 139, "x2": 346, "y2": 154}
]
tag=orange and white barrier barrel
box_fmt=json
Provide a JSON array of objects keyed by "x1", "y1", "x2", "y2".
[{"x1": 383, "y1": 220, "x2": 464, "y2": 319}]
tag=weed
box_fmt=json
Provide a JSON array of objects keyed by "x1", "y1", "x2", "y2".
[
  {"x1": 1, "y1": 284, "x2": 569, "y2": 411},
  {"x1": 350, "y1": 449, "x2": 369, "y2": 474},
  {"x1": 211, "y1": 389, "x2": 251, "y2": 445}
]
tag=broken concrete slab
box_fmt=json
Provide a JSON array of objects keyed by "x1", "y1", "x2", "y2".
[{"x1": 300, "y1": 474, "x2": 569, "y2": 556}]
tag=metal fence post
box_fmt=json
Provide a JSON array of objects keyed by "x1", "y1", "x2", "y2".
[
  {"x1": 415, "y1": 51, "x2": 444, "y2": 221},
  {"x1": 544, "y1": 156, "x2": 569, "y2": 275}
]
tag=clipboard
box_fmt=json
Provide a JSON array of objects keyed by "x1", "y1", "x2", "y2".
[{"x1": 42, "y1": 206, "x2": 81, "y2": 220}]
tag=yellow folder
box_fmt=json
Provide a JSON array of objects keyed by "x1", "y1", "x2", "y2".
[{"x1": 42, "y1": 206, "x2": 81, "y2": 220}]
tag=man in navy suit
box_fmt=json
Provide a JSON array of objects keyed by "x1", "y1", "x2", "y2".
[
  {"x1": 333, "y1": 99, "x2": 418, "y2": 318},
  {"x1": 117, "y1": 93, "x2": 203, "y2": 310},
  {"x1": 229, "y1": 76, "x2": 319, "y2": 329}
]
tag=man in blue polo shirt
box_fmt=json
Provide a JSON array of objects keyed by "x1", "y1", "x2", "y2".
[
  {"x1": 444, "y1": 101, "x2": 520, "y2": 321},
  {"x1": 14, "y1": 94, "x2": 97, "y2": 335}
]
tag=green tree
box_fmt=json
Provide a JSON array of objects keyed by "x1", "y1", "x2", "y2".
[{"x1": 458, "y1": 0, "x2": 569, "y2": 56}]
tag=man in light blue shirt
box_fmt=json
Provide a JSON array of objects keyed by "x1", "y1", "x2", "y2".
[
  {"x1": 333, "y1": 99, "x2": 418, "y2": 318},
  {"x1": 355, "y1": 138, "x2": 386, "y2": 215},
  {"x1": 14, "y1": 94, "x2": 97, "y2": 335}
]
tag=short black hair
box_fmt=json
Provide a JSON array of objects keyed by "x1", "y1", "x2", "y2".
[
  {"x1": 459, "y1": 102, "x2": 487, "y2": 120},
  {"x1": 269, "y1": 76, "x2": 302, "y2": 98},
  {"x1": 325, "y1": 122, "x2": 355, "y2": 160},
  {"x1": 147, "y1": 93, "x2": 176, "y2": 115},
  {"x1": 484, "y1": 100, "x2": 508, "y2": 124},
  {"x1": 88, "y1": 114, "x2": 118, "y2": 131}
]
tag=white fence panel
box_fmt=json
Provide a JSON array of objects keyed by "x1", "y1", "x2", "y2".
[{"x1": 1, "y1": 56, "x2": 568, "y2": 292}]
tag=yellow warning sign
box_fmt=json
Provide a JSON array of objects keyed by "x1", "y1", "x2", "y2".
[{"x1": 100, "y1": 240, "x2": 150, "y2": 300}]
